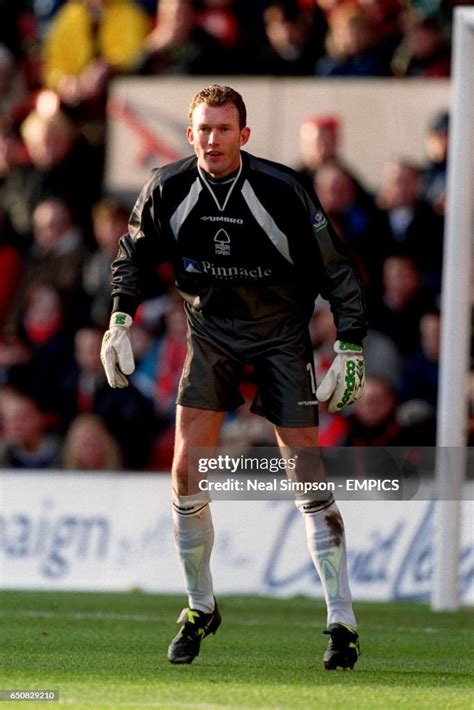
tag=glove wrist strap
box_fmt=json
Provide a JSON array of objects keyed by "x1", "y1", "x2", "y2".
[
  {"x1": 335, "y1": 339, "x2": 363, "y2": 354},
  {"x1": 109, "y1": 312, "x2": 133, "y2": 328}
]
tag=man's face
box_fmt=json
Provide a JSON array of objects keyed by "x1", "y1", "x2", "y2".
[
  {"x1": 299, "y1": 122, "x2": 337, "y2": 169},
  {"x1": 187, "y1": 102, "x2": 250, "y2": 178},
  {"x1": 1, "y1": 396, "x2": 43, "y2": 448},
  {"x1": 381, "y1": 162, "x2": 419, "y2": 208},
  {"x1": 75, "y1": 328, "x2": 103, "y2": 374},
  {"x1": 354, "y1": 379, "x2": 395, "y2": 429}
]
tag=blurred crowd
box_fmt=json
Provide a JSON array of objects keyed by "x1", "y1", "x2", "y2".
[{"x1": 0, "y1": 0, "x2": 473, "y2": 470}]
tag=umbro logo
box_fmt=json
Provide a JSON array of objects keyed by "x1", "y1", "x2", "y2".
[{"x1": 201, "y1": 216, "x2": 243, "y2": 224}]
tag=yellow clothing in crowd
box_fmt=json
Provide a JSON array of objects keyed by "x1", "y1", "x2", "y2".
[{"x1": 43, "y1": 0, "x2": 150, "y2": 88}]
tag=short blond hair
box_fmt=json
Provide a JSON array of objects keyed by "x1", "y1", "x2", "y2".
[
  {"x1": 188, "y1": 84, "x2": 247, "y2": 129},
  {"x1": 62, "y1": 414, "x2": 123, "y2": 470}
]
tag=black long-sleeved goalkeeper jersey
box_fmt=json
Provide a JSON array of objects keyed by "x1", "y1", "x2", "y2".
[{"x1": 111, "y1": 151, "x2": 368, "y2": 343}]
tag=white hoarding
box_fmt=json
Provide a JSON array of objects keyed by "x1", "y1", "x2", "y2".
[
  {"x1": 0, "y1": 472, "x2": 472, "y2": 603},
  {"x1": 105, "y1": 77, "x2": 450, "y2": 198}
]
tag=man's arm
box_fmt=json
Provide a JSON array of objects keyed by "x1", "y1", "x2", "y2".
[
  {"x1": 101, "y1": 171, "x2": 170, "y2": 388},
  {"x1": 297, "y1": 184, "x2": 369, "y2": 410},
  {"x1": 111, "y1": 170, "x2": 167, "y2": 318},
  {"x1": 311, "y1": 216, "x2": 368, "y2": 345},
  {"x1": 256, "y1": 159, "x2": 368, "y2": 343}
]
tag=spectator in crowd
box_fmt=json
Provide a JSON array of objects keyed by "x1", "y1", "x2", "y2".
[
  {"x1": 0, "y1": 319, "x2": 30, "y2": 392},
  {"x1": 0, "y1": 43, "x2": 28, "y2": 121},
  {"x1": 256, "y1": 1, "x2": 326, "y2": 76},
  {"x1": 58, "y1": 326, "x2": 156, "y2": 468},
  {"x1": 220, "y1": 380, "x2": 277, "y2": 447},
  {"x1": 296, "y1": 113, "x2": 339, "y2": 188},
  {"x1": 0, "y1": 206, "x2": 23, "y2": 330},
  {"x1": 0, "y1": 387, "x2": 61, "y2": 468},
  {"x1": 371, "y1": 254, "x2": 437, "y2": 356},
  {"x1": 4, "y1": 197, "x2": 89, "y2": 336},
  {"x1": 195, "y1": 0, "x2": 241, "y2": 50},
  {"x1": 28, "y1": 197, "x2": 86, "y2": 299},
  {"x1": 342, "y1": 371, "x2": 436, "y2": 446},
  {"x1": 7, "y1": 283, "x2": 76, "y2": 412},
  {"x1": 314, "y1": 160, "x2": 385, "y2": 292},
  {"x1": 376, "y1": 157, "x2": 444, "y2": 290},
  {"x1": 0, "y1": 1, "x2": 27, "y2": 58},
  {"x1": 391, "y1": 13, "x2": 451, "y2": 78},
  {"x1": 315, "y1": 4, "x2": 392, "y2": 77},
  {"x1": 296, "y1": 113, "x2": 369, "y2": 199},
  {"x1": 128, "y1": 310, "x2": 162, "y2": 402},
  {"x1": 358, "y1": 0, "x2": 404, "y2": 57},
  {"x1": 0, "y1": 122, "x2": 30, "y2": 223},
  {"x1": 82, "y1": 197, "x2": 130, "y2": 327},
  {"x1": 152, "y1": 335, "x2": 277, "y2": 468},
  {"x1": 308, "y1": 306, "x2": 350, "y2": 446},
  {"x1": 41, "y1": 0, "x2": 149, "y2": 108},
  {"x1": 398, "y1": 310, "x2": 440, "y2": 409},
  {"x1": 1, "y1": 101, "x2": 101, "y2": 236},
  {"x1": 342, "y1": 376, "x2": 402, "y2": 446},
  {"x1": 153, "y1": 296, "x2": 189, "y2": 423},
  {"x1": 0, "y1": 120, "x2": 14, "y2": 179},
  {"x1": 58, "y1": 326, "x2": 107, "y2": 420},
  {"x1": 62, "y1": 412, "x2": 123, "y2": 469},
  {"x1": 420, "y1": 110, "x2": 449, "y2": 215},
  {"x1": 139, "y1": 0, "x2": 235, "y2": 75},
  {"x1": 0, "y1": 0, "x2": 41, "y2": 86},
  {"x1": 312, "y1": 304, "x2": 402, "y2": 388},
  {"x1": 311, "y1": 305, "x2": 402, "y2": 443}
]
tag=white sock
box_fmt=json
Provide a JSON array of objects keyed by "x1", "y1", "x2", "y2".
[
  {"x1": 172, "y1": 493, "x2": 215, "y2": 613},
  {"x1": 297, "y1": 498, "x2": 356, "y2": 628}
]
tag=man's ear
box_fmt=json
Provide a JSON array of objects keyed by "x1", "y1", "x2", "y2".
[
  {"x1": 186, "y1": 126, "x2": 194, "y2": 145},
  {"x1": 240, "y1": 127, "x2": 251, "y2": 147}
]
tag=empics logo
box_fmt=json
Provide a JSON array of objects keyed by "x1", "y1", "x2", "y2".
[
  {"x1": 214, "y1": 228, "x2": 231, "y2": 256},
  {"x1": 183, "y1": 258, "x2": 202, "y2": 273}
]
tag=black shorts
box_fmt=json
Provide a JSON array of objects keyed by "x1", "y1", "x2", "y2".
[{"x1": 176, "y1": 303, "x2": 319, "y2": 427}]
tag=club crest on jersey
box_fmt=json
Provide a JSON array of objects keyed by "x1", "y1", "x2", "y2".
[
  {"x1": 313, "y1": 210, "x2": 328, "y2": 233},
  {"x1": 214, "y1": 228, "x2": 231, "y2": 256},
  {"x1": 183, "y1": 257, "x2": 202, "y2": 273}
]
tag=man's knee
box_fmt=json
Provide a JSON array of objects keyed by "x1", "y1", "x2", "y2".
[
  {"x1": 172, "y1": 406, "x2": 224, "y2": 495},
  {"x1": 274, "y1": 425, "x2": 319, "y2": 448}
]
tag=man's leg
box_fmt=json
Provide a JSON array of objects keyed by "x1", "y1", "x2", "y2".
[
  {"x1": 274, "y1": 425, "x2": 359, "y2": 669},
  {"x1": 168, "y1": 405, "x2": 225, "y2": 664}
]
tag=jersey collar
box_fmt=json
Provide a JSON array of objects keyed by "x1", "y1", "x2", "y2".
[{"x1": 197, "y1": 158, "x2": 243, "y2": 212}]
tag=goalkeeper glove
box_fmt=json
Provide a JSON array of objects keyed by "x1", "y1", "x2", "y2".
[
  {"x1": 100, "y1": 312, "x2": 135, "y2": 388},
  {"x1": 316, "y1": 340, "x2": 365, "y2": 413}
]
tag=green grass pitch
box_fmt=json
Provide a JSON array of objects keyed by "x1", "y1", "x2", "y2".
[{"x1": 0, "y1": 591, "x2": 473, "y2": 709}]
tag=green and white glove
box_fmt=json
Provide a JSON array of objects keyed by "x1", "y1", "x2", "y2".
[
  {"x1": 316, "y1": 340, "x2": 365, "y2": 413},
  {"x1": 100, "y1": 312, "x2": 135, "y2": 388}
]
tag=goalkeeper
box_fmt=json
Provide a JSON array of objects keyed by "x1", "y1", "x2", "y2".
[{"x1": 101, "y1": 84, "x2": 367, "y2": 670}]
